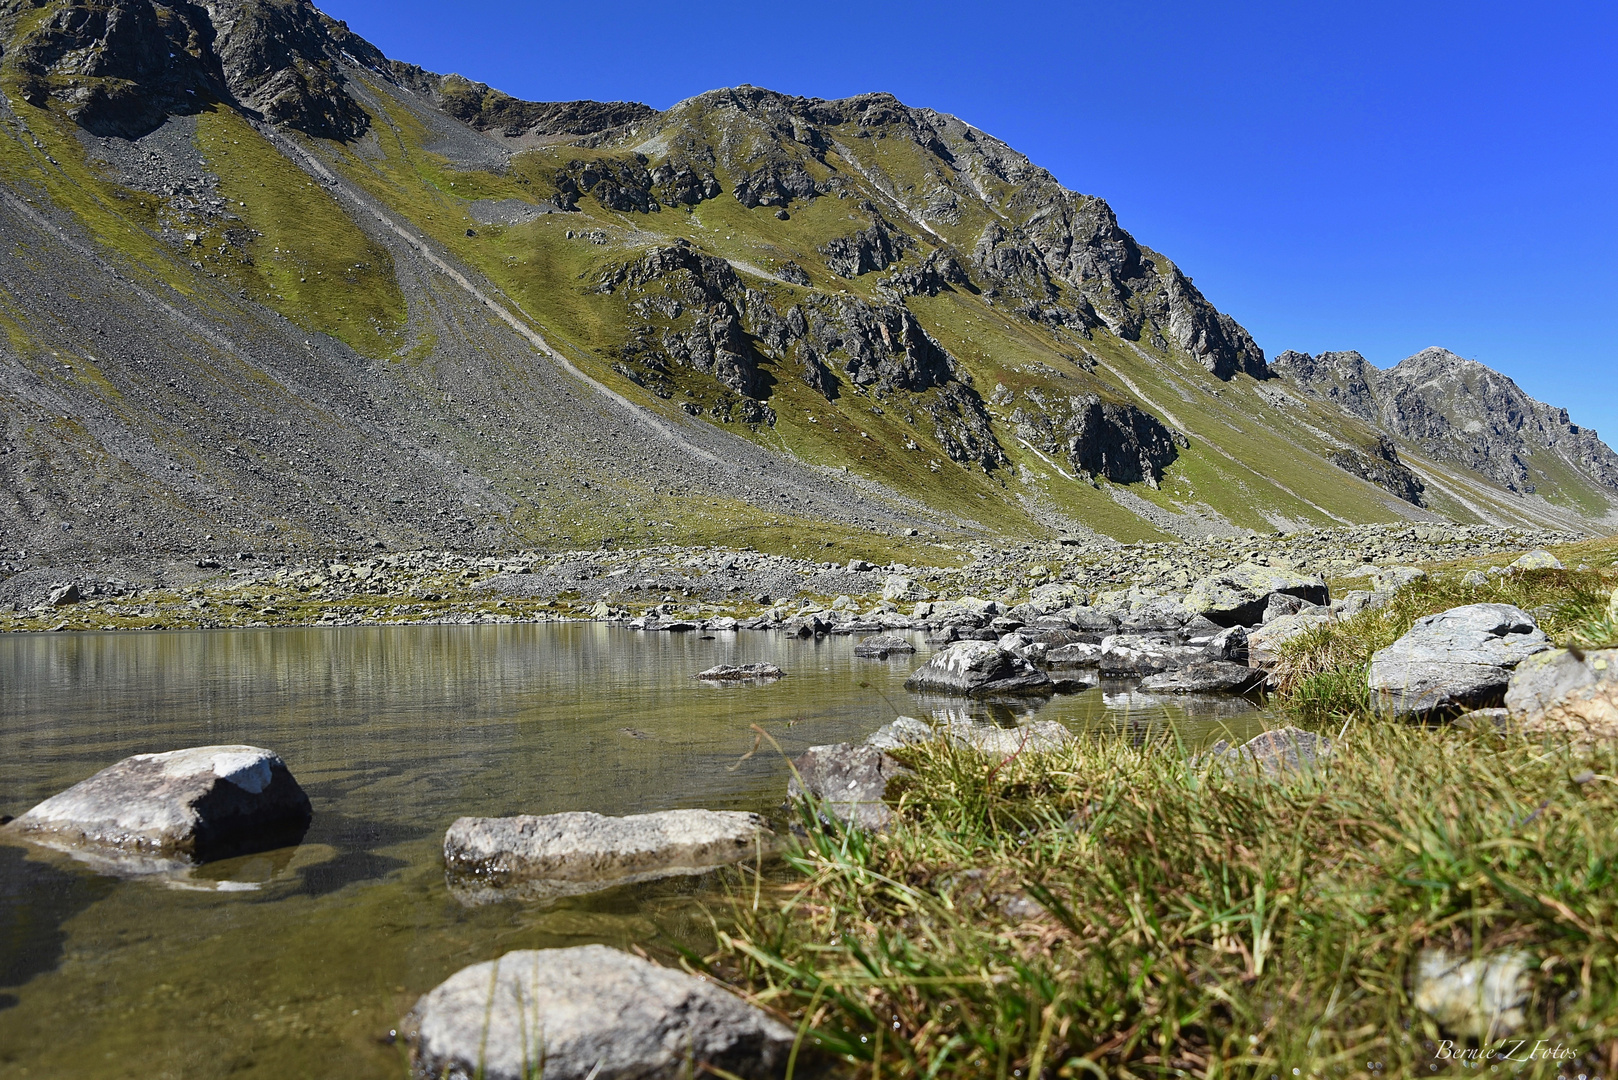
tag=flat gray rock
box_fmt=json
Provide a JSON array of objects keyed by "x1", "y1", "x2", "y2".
[
  {"x1": 852, "y1": 634, "x2": 916, "y2": 658},
  {"x1": 4, "y1": 745, "x2": 310, "y2": 869},
  {"x1": 694, "y1": 663, "x2": 784, "y2": 682},
  {"x1": 1368, "y1": 604, "x2": 1549, "y2": 717},
  {"x1": 405, "y1": 945, "x2": 795, "y2": 1080},
  {"x1": 903, "y1": 640, "x2": 1051, "y2": 696},
  {"x1": 444, "y1": 810, "x2": 774, "y2": 905},
  {"x1": 864, "y1": 715, "x2": 1073, "y2": 754},
  {"x1": 1044, "y1": 641, "x2": 1103, "y2": 667},
  {"x1": 787, "y1": 743, "x2": 911, "y2": 830},
  {"x1": 1140, "y1": 661, "x2": 1267, "y2": 694},
  {"x1": 864, "y1": 716, "x2": 936, "y2": 750}
]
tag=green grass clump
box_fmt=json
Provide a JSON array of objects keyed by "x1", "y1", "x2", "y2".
[
  {"x1": 714, "y1": 728, "x2": 1618, "y2": 1079},
  {"x1": 1273, "y1": 565, "x2": 1618, "y2": 726}
]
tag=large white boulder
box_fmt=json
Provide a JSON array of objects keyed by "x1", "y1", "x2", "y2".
[{"x1": 4, "y1": 745, "x2": 310, "y2": 869}]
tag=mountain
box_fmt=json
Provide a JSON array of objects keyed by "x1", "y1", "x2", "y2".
[{"x1": 0, "y1": 0, "x2": 1612, "y2": 569}]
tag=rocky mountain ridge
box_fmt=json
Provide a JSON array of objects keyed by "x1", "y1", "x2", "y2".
[
  {"x1": 0, "y1": 0, "x2": 1612, "y2": 579},
  {"x1": 1272, "y1": 347, "x2": 1618, "y2": 500}
]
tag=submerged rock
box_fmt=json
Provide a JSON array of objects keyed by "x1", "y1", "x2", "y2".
[
  {"x1": 694, "y1": 663, "x2": 785, "y2": 682},
  {"x1": 1368, "y1": 604, "x2": 1549, "y2": 718},
  {"x1": 1413, "y1": 947, "x2": 1531, "y2": 1039},
  {"x1": 1140, "y1": 661, "x2": 1267, "y2": 694},
  {"x1": 4, "y1": 746, "x2": 310, "y2": 870},
  {"x1": 443, "y1": 810, "x2": 774, "y2": 905},
  {"x1": 405, "y1": 945, "x2": 795, "y2": 1080},
  {"x1": 787, "y1": 743, "x2": 911, "y2": 830},
  {"x1": 903, "y1": 641, "x2": 1052, "y2": 696}
]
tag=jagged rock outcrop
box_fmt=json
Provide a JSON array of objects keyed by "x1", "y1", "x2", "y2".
[
  {"x1": 1330, "y1": 435, "x2": 1426, "y2": 505},
  {"x1": 601, "y1": 241, "x2": 1006, "y2": 466},
  {"x1": 2, "y1": 0, "x2": 378, "y2": 138},
  {"x1": 879, "y1": 249, "x2": 974, "y2": 298},
  {"x1": 1275, "y1": 347, "x2": 1618, "y2": 497},
  {"x1": 820, "y1": 203, "x2": 914, "y2": 277},
  {"x1": 431, "y1": 73, "x2": 654, "y2": 138},
  {"x1": 1010, "y1": 390, "x2": 1186, "y2": 485}
]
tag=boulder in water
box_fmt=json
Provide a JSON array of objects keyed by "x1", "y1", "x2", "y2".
[
  {"x1": 3, "y1": 745, "x2": 310, "y2": 870},
  {"x1": 903, "y1": 641, "x2": 1051, "y2": 696},
  {"x1": 443, "y1": 809, "x2": 774, "y2": 905},
  {"x1": 1140, "y1": 661, "x2": 1267, "y2": 694},
  {"x1": 694, "y1": 663, "x2": 784, "y2": 682},
  {"x1": 853, "y1": 634, "x2": 916, "y2": 659}
]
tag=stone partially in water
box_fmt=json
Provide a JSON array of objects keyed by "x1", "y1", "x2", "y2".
[
  {"x1": 1368, "y1": 604, "x2": 1549, "y2": 718},
  {"x1": 1097, "y1": 633, "x2": 1206, "y2": 676},
  {"x1": 853, "y1": 634, "x2": 916, "y2": 659},
  {"x1": 865, "y1": 715, "x2": 1074, "y2": 754},
  {"x1": 903, "y1": 641, "x2": 1051, "y2": 696},
  {"x1": 694, "y1": 663, "x2": 785, "y2": 682},
  {"x1": 1140, "y1": 661, "x2": 1267, "y2": 694},
  {"x1": 3, "y1": 746, "x2": 311, "y2": 870},
  {"x1": 405, "y1": 944, "x2": 795, "y2": 1080},
  {"x1": 787, "y1": 743, "x2": 911, "y2": 831},
  {"x1": 443, "y1": 810, "x2": 774, "y2": 905}
]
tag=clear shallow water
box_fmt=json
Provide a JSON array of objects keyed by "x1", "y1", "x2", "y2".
[{"x1": 0, "y1": 624, "x2": 1275, "y2": 1079}]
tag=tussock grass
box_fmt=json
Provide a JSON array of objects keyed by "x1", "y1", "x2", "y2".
[
  {"x1": 1273, "y1": 567, "x2": 1618, "y2": 726},
  {"x1": 716, "y1": 728, "x2": 1618, "y2": 1078}
]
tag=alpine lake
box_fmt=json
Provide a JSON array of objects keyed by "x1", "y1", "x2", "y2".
[{"x1": 0, "y1": 623, "x2": 1276, "y2": 1079}]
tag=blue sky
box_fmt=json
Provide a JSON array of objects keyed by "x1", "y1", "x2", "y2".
[{"x1": 321, "y1": 0, "x2": 1618, "y2": 438}]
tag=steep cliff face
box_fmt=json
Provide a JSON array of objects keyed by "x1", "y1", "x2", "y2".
[{"x1": 1010, "y1": 392, "x2": 1187, "y2": 486}]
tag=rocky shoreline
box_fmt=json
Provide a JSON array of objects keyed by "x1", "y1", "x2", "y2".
[{"x1": 0, "y1": 523, "x2": 1590, "y2": 635}]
